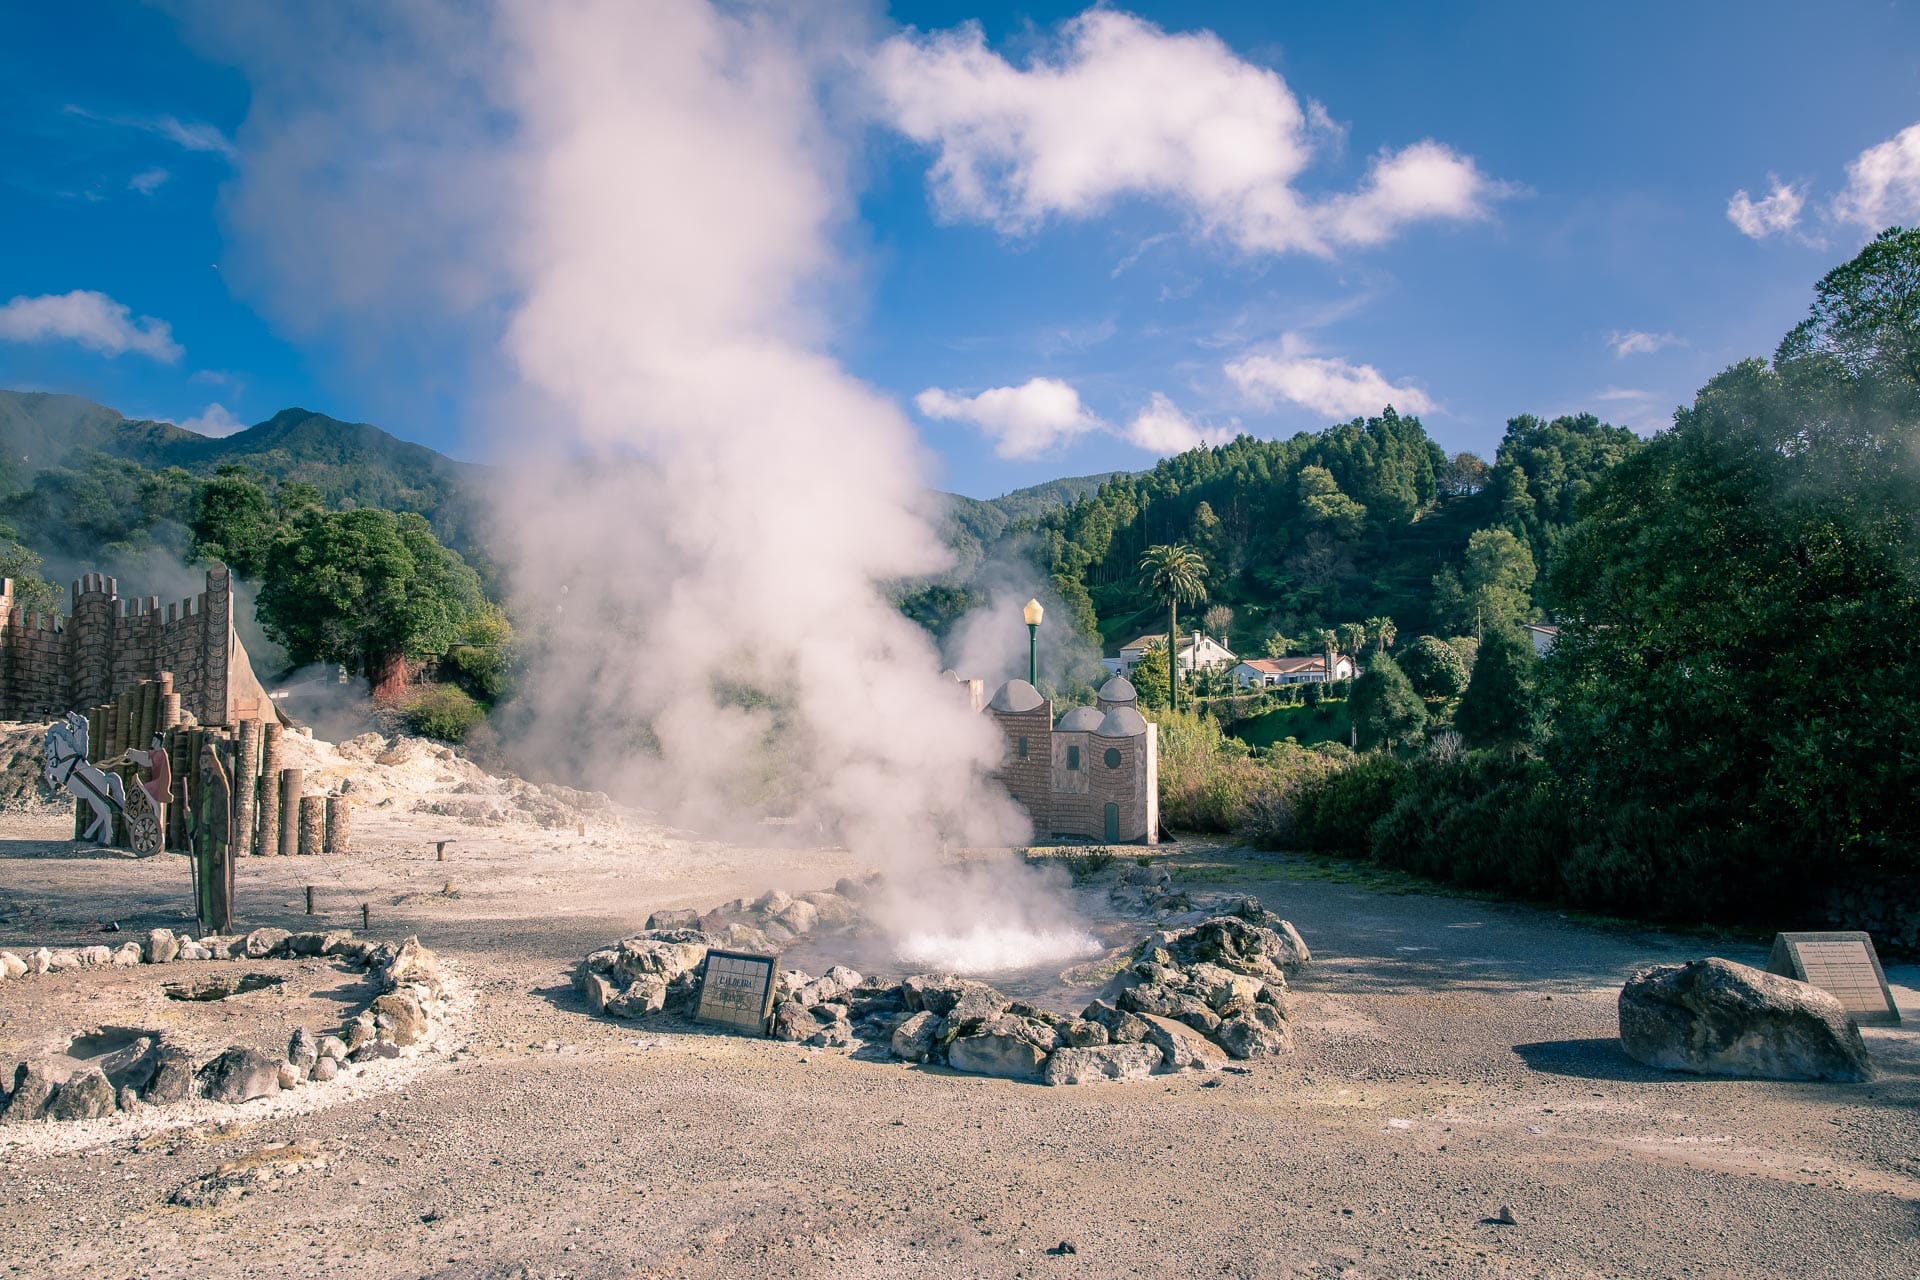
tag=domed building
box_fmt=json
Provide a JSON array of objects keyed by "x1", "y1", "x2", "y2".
[{"x1": 976, "y1": 676, "x2": 1159, "y2": 844}]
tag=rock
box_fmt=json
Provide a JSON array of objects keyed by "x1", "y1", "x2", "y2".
[
  {"x1": 79, "y1": 944, "x2": 113, "y2": 966},
  {"x1": 96, "y1": 1034, "x2": 158, "y2": 1091},
  {"x1": 370, "y1": 992, "x2": 431, "y2": 1046},
  {"x1": 110, "y1": 941, "x2": 143, "y2": 966},
  {"x1": 310, "y1": 1057, "x2": 340, "y2": 1083},
  {"x1": 1139, "y1": 1014, "x2": 1229, "y2": 1072},
  {"x1": 142, "y1": 1047, "x2": 193, "y2": 1104},
  {"x1": 145, "y1": 929, "x2": 179, "y2": 964},
  {"x1": 199, "y1": 1048, "x2": 284, "y2": 1103},
  {"x1": 1493, "y1": 1206, "x2": 1518, "y2": 1226},
  {"x1": 1061, "y1": 1018, "x2": 1111, "y2": 1048},
  {"x1": 947, "y1": 1021, "x2": 1048, "y2": 1080},
  {"x1": 350, "y1": 1040, "x2": 402, "y2": 1062},
  {"x1": 833, "y1": 876, "x2": 875, "y2": 901},
  {"x1": 580, "y1": 971, "x2": 618, "y2": 1013},
  {"x1": 204, "y1": 937, "x2": 235, "y2": 960},
  {"x1": 288, "y1": 1028, "x2": 320, "y2": 1071},
  {"x1": 50, "y1": 1069, "x2": 116, "y2": 1120},
  {"x1": 287, "y1": 930, "x2": 350, "y2": 957},
  {"x1": 27, "y1": 948, "x2": 51, "y2": 975},
  {"x1": 1043, "y1": 1043, "x2": 1164, "y2": 1085},
  {"x1": 118, "y1": 1085, "x2": 142, "y2": 1112},
  {"x1": 772, "y1": 899, "x2": 819, "y2": 935},
  {"x1": 381, "y1": 937, "x2": 442, "y2": 993},
  {"x1": 824, "y1": 964, "x2": 864, "y2": 990},
  {"x1": 243, "y1": 927, "x2": 292, "y2": 959},
  {"x1": 795, "y1": 977, "x2": 847, "y2": 1008},
  {"x1": 1618, "y1": 957, "x2": 1874, "y2": 1082},
  {"x1": 1, "y1": 1061, "x2": 57, "y2": 1123},
  {"x1": 646, "y1": 908, "x2": 701, "y2": 931},
  {"x1": 177, "y1": 941, "x2": 212, "y2": 961},
  {"x1": 1224, "y1": 896, "x2": 1313, "y2": 972},
  {"x1": 890, "y1": 1011, "x2": 945, "y2": 1063},
  {"x1": 606, "y1": 975, "x2": 668, "y2": 1018},
  {"x1": 770, "y1": 1000, "x2": 813, "y2": 1042},
  {"x1": 752, "y1": 889, "x2": 793, "y2": 916},
  {"x1": 803, "y1": 1004, "x2": 852, "y2": 1048},
  {"x1": 0, "y1": 951, "x2": 24, "y2": 979},
  {"x1": 1120, "y1": 984, "x2": 1220, "y2": 1034},
  {"x1": 318, "y1": 1035, "x2": 348, "y2": 1064},
  {"x1": 277, "y1": 1062, "x2": 301, "y2": 1089},
  {"x1": 595, "y1": 933, "x2": 709, "y2": 987},
  {"x1": 1082, "y1": 999, "x2": 1153, "y2": 1045},
  {"x1": 798, "y1": 892, "x2": 857, "y2": 927},
  {"x1": 902, "y1": 974, "x2": 1010, "y2": 1027},
  {"x1": 46, "y1": 948, "x2": 79, "y2": 972},
  {"x1": 847, "y1": 981, "x2": 907, "y2": 1020},
  {"x1": 720, "y1": 923, "x2": 778, "y2": 954},
  {"x1": 1184, "y1": 962, "x2": 1267, "y2": 1011},
  {"x1": 1215, "y1": 1003, "x2": 1293, "y2": 1059},
  {"x1": 343, "y1": 1020, "x2": 375, "y2": 1053}
]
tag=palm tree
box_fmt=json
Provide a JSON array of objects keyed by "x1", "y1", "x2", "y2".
[
  {"x1": 1336, "y1": 621, "x2": 1368, "y2": 663},
  {"x1": 1367, "y1": 615, "x2": 1397, "y2": 653},
  {"x1": 1314, "y1": 627, "x2": 1339, "y2": 686},
  {"x1": 1138, "y1": 544, "x2": 1209, "y2": 711}
]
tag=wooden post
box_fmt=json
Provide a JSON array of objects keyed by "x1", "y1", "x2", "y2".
[
  {"x1": 167, "y1": 728, "x2": 191, "y2": 851},
  {"x1": 233, "y1": 719, "x2": 261, "y2": 857},
  {"x1": 361, "y1": 902, "x2": 369, "y2": 929},
  {"x1": 257, "y1": 722, "x2": 283, "y2": 856},
  {"x1": 278, "y1": 767, "x2": 303, "y2": 859},
  {"x1": 298, "y1": 794, "x2": 325, "y2": 856},
  {"x1": 305, "y1": 885, "x2": 314, "y2": 915},
  {"x1": 324, "y1": 795, "x2": 351, "y2": 855}
]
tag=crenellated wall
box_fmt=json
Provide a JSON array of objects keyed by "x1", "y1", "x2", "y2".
[{"x1": 0, "y1": 565, "x2": 273, "y2": 727}]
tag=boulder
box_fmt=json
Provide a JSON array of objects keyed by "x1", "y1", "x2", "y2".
[
  {"x1": 824, "y1": 964, "x2": 864, "y2": 990},
  {"x1": 606, "y1": 975, "x2": 668, "y2": 1018},
  {"x1": 318, "y1": 1036, "x2": 349, "y2": 1064},
  {"x1": 890, "y1": 1011, "x2": 945, "y2": 1063},
  {"x1": 79, "y1": 944, "x2": 114, "y2": 966},
  {"x1": 646, "y1": 908, "x2": 701, "y2": 931},
  {"x1": 381, "y1": 936, "x2": 442, "y2": 992},
  {"x1": 177, "y1": 941, "x2": 212, "y2": 961},
  {"x1": 579, "y1": 972, "x2": 618, "y2": 1014},
  {"x1": 50, "y1": 1069, "x2": 116, "y2": 1121},
  {"x1": 770, "y1": 1000, "x2": 813, "y2": 1042},
  {"x1": 719, "y1": 923, "x2": 779, "y2": 955},
  {"x1": 902, "y1": 974, "x2": 1010, "y2": 1027},
  {"x1": 1082, "y1": 999, "x2": 1153, "y2": 1045},
  {"x1": 772, "y1": 900, "x2": 819, "y2": 935},
  {"x1": 1224, "y1": 897, "x2": 1313, "y2": 972},
  {"x1": 243, "y1": 927, "x2": 292, "y2": 959},
  {"x1": 804, "y1": 1004, "x2": 853, "y2": 1048},
  {"x1": 0, "y1": 951, "x2": 25, "y2": 979},
  {"x1": 1, "y1": 1061, "x2": 58, "y2": 1123},
  {"x1": 27, "y1": 948, "x2": 51, "y2": 974},
  {"x1": 1139, "y1": 1014, "x2": 1229, "y2": 1073},
  {"x1": 112, "y1": 942, "x2": 144, "y2": 966},
  {"x1": 947, "y1": 1026, "x2": 1047, "y2": 1081},
  {"x1": 1215, "y1": 1003, "x2": 1293, "y2": 1059},
  {"x1": 1043, "y1": 1043, "x2": 1164, "y2": 1086},
  {"x1": 288, "y1": 1028, "x2": 320, "y2": 1071},
  {"x1": 142, "y1": 1047, "x2": 194, "y2": 1104},
  {"x1": 350, "y1": 1040, "x2": 402, "y2": 1062},
  {"x1": 798, "y1": 892, "x2": 857, "y2": 928},
  {"x1": 310, "y1": 1057, "x2": 340, "y2": 1083},
  {"x1": 287, "y1": 930, "x2": 350, "y2": 957},
  {"x1": 118, "y1": 1086, "x2": 142, "y2": 1112},
  {"x1": 46, "y1": 948, "x2": 79, "y2": 972},
  {"x1": 752, "y1": 889, "x2": 793, "y2": 916},
  {"x1": 145, "y1": 929, "x2": 179, "y2": 964},
  {"x1": 848, "y1": 981, "x2": 907, "y2": 1021},
  {"x1": 1619, "y1": 958, "x2": 1874, "y2": 1082},
  {"x1": 276, "y1": 1062, "x2": 301, "y2": 1090},
  {"x1": 198, "y1": 1048, "x2": 283, "y2": 1103}
]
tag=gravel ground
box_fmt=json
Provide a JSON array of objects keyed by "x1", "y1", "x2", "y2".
[{"x1": 3, "y1": 801, "x2": 1917, "y2": 1280}]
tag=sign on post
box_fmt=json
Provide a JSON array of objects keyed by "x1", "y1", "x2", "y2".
[
  {"x1": 1767, "y1": 931, "x2": 1900, "y2": 1026},
  {"x1": 694, "y1": 949, "x2": 780, "y2": 1035}
]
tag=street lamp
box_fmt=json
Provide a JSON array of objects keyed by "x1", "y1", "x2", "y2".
[{"x1": 1023, "y1": 598, "x2": 1044, "y2": 685}]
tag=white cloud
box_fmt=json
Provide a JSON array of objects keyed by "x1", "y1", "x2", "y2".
[
  {"x1": 177, "y1": 403, "x2": 247, "y2": 437},
  {"x1": 1123, "y1": 392, "x2": 1237, "y2": 453},
  {"x1": 1225, "y1": 339, "x2": 1434, "y2": 419},
  {"x1": 1607, "y1": 329, "x2": 1679, "y2": 358},
  {"x1": 66, "y1": 104, "x2": 235, "y2": 159},
  {"x1": 872, "y1": 10, "x2": 1505, "y2": 256},
  {"x1": 1726, "y1": 178, "x2": 1805, "y2": 239},
  {"x1": 916, "y1": 377, "x2": 1103, "y2": 457},
  {"x1": 0, "y1": 290, "x2": 183, "y2": 361},
  {"x1": 1831, "y1": 121, "x2": 1920, "y2": 231},
  {"x1": 129, "y1": 168, "x2": 170, "y2": 195}
]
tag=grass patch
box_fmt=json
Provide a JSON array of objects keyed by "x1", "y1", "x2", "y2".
[{"x1": 1230, "y1": 700, "x2": 1354, "y2": 751}]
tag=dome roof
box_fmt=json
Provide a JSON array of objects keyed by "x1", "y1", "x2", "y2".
[
  {"x1": 1096, "y1": 706, "x2": 1148, "y2": 738},
  {"x1": 1096, "y1": 675, "x2": 1137, "y2": 705},
  {"x1": 1055, "y1": 706, "x2": 1104, "y2": 732},
  {"x1": 986, "y1": 679, "x2": 1045, "y2": 714}
]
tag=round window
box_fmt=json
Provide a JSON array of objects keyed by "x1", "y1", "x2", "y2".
[{"x1": 1104, "y1": 747, "x2": 1122, "y2": 769}]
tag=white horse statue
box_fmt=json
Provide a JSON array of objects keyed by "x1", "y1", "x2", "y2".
[{"x1": 43, "y1": 713, "x2": 127, "y2": 845}]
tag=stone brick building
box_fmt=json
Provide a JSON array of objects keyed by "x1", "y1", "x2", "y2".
[
  {"x1": 983, "y1": 674, "x2": 1158, "y2": 844},
  {"x1": 0, "y1": 565, "x2": 276, "y2": 727}
]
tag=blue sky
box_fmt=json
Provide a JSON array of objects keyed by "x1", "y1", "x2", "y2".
[{"x1": 3, "y1": 2, "x2": 1919, "y2": 498}]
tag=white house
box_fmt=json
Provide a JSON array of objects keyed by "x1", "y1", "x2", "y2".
[
  {"x1": 1118, "y1": 632, "x2": 1237, "y2": 674},
  {"x1": 1230, "y1": 654, "x2": 1358, "y2": 688},
  {"x1": 1526, "y1": 623, "x2": 1559, "y2": 656}
]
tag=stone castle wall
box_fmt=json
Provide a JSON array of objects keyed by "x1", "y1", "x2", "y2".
[
  {"x1": 988, "y1": 684, "x2": 1158, "y2": 845},
  {"x1": 0, "y1": 565, "x2": 271, "y2": 726}
]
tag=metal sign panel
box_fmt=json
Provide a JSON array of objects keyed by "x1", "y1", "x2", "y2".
[
  {"x1": 1767, "y1": 931, "x2": 1900, "y2": 1026},
  {"x1": 694, "y1": 949, "x2": 780, "y2": 1035}
]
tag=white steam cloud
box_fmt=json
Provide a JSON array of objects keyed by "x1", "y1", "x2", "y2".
[{"x1": 185, "y1": 2, "x2": 1047, "y2": 908}]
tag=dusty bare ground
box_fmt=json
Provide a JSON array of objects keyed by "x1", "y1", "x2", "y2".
[{"x1": 3, "y1": 743, "x2": 1918, "y2": 1279}]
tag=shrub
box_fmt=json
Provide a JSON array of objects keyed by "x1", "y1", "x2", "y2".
[
  {"x1": 1456, "y1": 624, "x2": 1543, "y2": 749},
  {"x1": 1292, "y1": 753, "x2": 1409, "y2": 854},
  {"x1": 1065, "y1": 847, "x2": 1117, "y2": 882},
  {"x1": 1401, "y1": 636, "x2": 1470, "y2": 701},
  {"x1": 1349, "y1": 653, "x2": 1427, "y2": 748},
  {"x1": 1368, "y1": 753, "x2": 1567, "y2": 896},
  {"x1": 404, "y1": 684, "x2": 485, "y2": 743}
]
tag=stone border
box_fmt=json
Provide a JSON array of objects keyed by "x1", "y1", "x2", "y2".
[
  {"x1": 0, "y1": 929, "x2": 450, "y2": 1128},
  {"x1": 575, "y1": 881, "x2": 1312, "y2": 1086}
]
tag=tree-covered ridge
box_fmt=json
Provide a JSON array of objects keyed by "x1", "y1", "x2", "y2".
[{"x1": 1030, "y1": 406, "x2": 1640, "y2": 652}]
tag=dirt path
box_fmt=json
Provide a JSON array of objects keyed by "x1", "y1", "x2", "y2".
[{"x1": 3, "y1": 803, "x2": 1917, "y2": 1279}]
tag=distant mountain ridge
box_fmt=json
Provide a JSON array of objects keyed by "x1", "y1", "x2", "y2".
[{"x1": 0, "y1": 389, "x2": 1118, "y2": 571}]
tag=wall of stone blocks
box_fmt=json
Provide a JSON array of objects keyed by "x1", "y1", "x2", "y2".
[{"x1": 988, "y1": 704, "x2": 1055, "y2": 835}]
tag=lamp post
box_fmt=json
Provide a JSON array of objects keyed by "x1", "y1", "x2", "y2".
[{"x1": 1023, "y1": 598, "x2": 1044, "y2": 686}]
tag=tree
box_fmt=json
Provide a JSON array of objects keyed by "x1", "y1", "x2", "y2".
[
  {"x1": 1366, "y1": 615, "x2": 1397, "y2": 653},
  {"x1": 1336, "y1": 621, "x2": 1368, "y2": 660},
  {"x1": 1458, "y1": 528, "x2": 1537, "y2": 632},
  {"x1": 1138, "y1": 544, "x2": 1208, "y2": 711},
  {"x1": 1350, "y1": 653, "x2": 1428, "y2": 749},
  {"x1": 1129, "y1": 642, "x2": 1171, "y2": 710},
  {"x1": 1313, "y1": 627, "x2": 1339, "y2": 684},
  {"x1": 1776, "y1": 225, "x2": 1920, "y2": 383},
  {"x1": 1263, "y1": 631, "x2": 1297, "y2": 659},
  {"x1": 0, "y1": 531, "x2": 61, "y2": 616},
  {"x1": 190, "y1": 472, "x2": 279, "y2": 578},
  {"x1": 444, "y1": 600, "x2": 518, "y2": 701},
  {"x1": 258, "y1": 508, "x2": 485, "y2": 701},
  {"x1": 1455, "y1": 624, "x2": 1543, "y2": 749},
  {"x1": 1439, "y1": 451, "x2": 1491, "y2": 497},
  {"x1": 1202, "y1": 604, "x2": 1234, "y2": 646},
  {"x1": 1297, "y1": 465, "x2": 1368, "y2": 538},
  {"x1": 1400, "y1": 635, "x2": 1470, "y2": 701}
]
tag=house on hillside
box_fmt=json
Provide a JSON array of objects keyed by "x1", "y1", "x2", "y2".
[
  {"x1": 1229, "y1": 653, "x2": 1358, "y2": 688},
  {"x1": 1526, "y1": 623, "x2": 1559, "y2": 656},
  {"x1": 1116, "y1": 632, "x2": 1237, "y2": 674}
]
